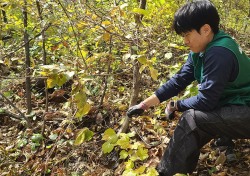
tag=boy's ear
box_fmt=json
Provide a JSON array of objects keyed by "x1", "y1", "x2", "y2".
[{"x1": 201, "y1": 24, "x2": 212, "y2": 35}]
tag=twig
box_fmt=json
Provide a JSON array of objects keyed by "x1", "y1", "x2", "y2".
[
  {"x1": 0, "y1": 109, "x2": 22, "y2": 120},
  {"x1": 99, "y1": 36, "x2": 113, "y2": 107},
  {"x1": 0, "y1": 92, "x2": 30, "y2": 126}
]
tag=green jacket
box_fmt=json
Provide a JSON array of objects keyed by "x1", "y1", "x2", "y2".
[{"x1": 192, "y1": 30, "x2": 250, "y2": 106}]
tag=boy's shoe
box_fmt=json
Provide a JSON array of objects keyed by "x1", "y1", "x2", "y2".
[{"x1": 211, "y1": 137, "x2": 237, "y2": 162}]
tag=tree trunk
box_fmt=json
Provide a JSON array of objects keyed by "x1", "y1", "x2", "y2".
[
  {"x1": 36, "y1": 0, "x2": 48, "y2": 112},
  {"x1": 130, "y1": 58, "x2": 141, "y2": 106},
  {"x1": 130, "y1": 0, "x2": 147, "y2": 106},
  {"x1": 23, "y1": 0, "x2": 32, "y2": 114},
  {"x1": 134, "y1": 0, "x2": 146, "y2": 25}
]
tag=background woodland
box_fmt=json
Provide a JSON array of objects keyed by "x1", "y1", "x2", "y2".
[{"x1": 0, "y1": 0, "x2": 249, "y2": 175}]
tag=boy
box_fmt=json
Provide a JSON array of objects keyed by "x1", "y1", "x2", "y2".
[{"x1": 127, "y1": 0, "x2": 250, "y2": 175}]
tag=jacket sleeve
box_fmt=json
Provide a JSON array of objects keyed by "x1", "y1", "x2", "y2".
[{"x1": 155, "y1": 53, "x2": 195, "y2": 103}]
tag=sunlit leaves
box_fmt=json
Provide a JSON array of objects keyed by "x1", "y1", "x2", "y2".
[
  {"x1": 120, "y1": 150, "x2": 129, "y2": 159},
  {"x1": 150, "y1": 67, "x2": 158, "y2": 81},
  {"x1": 102, "y1": 128, "x2": 118, "y2": 143},
  {"x1": 39, "y1": 65, "x2": 74, "y2": 88},
  {"x1": 136, "y1": 146, "x2": 149, "y2": 161},
  {"x1": 102, "y1": 128, "x2": 118, "y2": 154},
  {"x1": 117, "y1": 133, "x2": 131, "y2": 149},
  {"x1": 75, "y1": 103, "x2": 91, "y2": 118},
  {"x1": 74, "y1": 128, "x2": 94, "y2": 146},
  {"x1": 103, "y1": 32, "x2": 111, "y2": 42},
  {"x1": 135, "y1": 166, "x2": 146, "y2": 174},
  {"x1": 72, "y1": 84, "x2": 91, "y2": 119},
  {"x1": 142, "y1": 167, "x2": 159, "y2": 176},
  {"x1": 102, "y1": 142, "x2": 116, "y2": 154},
  {"x1": 137, "y1": 56, "x2": 159, "y2": 81},
  {"x1": 132, "y1": 8, "x2": 150, "y2": 16},
  {"x1": 125, "y1": 159, "x2": 135, "y2": 170}
]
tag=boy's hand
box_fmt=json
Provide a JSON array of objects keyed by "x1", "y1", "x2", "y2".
[
  {"x1": 126, "y1": 102, "x2": 148, "y2": 118},
  {"x1": 165, "y1": 101, "x2": 177, "y2": 120}
]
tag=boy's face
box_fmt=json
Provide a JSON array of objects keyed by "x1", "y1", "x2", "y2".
[{"x1": 181, "y1": 25, "x2": 214, "y2": 53}]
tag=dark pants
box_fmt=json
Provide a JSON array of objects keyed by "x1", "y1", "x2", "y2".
[{"x1": 156, "y1": 105, "x2": 250, "y2": 176}]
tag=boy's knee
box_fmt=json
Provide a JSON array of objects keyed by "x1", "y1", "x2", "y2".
[{"x1": 179, "y1": 109, "x2": 197, "y2": 132}]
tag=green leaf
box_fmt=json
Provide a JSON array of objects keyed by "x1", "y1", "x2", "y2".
[
  {"x1": 132, "y1": 8, "x2": 150, "y2": 16},
  {"x1": 144, "y1": 167, "x2": 159, "y2": 176},
  {"x1": 102, "y1": 128, "x2": 118, "y2": 144},
  {"x1": 0, "y1": 108, "x2": 5, "y2": 113},
  {"x1": 117, "y1": 134, "x2": 130, "y2": 149},
  {"x1": 136, "y1": 146, "x2": 149, "y2": 160},
  {"x1": 119, "y1": 150, "x2": 128, "y2": 159},
  {"x1": 49, "y1": 133, "x2": 58, "y2": 141},
  {"x1": 125, "y1": 160, "x2": 134, "y2": 170},
  {"x1": 17, "y1": 138, "x2": 28, "y2": 148},
  {"x1": 122, "y1": 169, "x2": 137, "y2": 176},
  {"x1": 135, "y1": 166, "x2": 146, "y2": 174},
  {"x1": 3, "y1": 91, "x2": 12, "y2": 97},
  {"x1": 130, "y1": 141, "x2": 144, "y2": 150},
  {"x1": 131, "y1": 46, "x2": 139, "y2": 51},
  {"x1": 74, "y1": 91, "x2": 87, "y2": 107},
  {"x1": 74, "y1": 128, "x2": 94, "y2": 145},
  {"x1": 102, "y1": 141, "x2": 115, "y2": 154},
  {"x1": 57, "y1": 73, "x2": 68, "y2": 87},
  {"x1": 31, "y1": 133, "x2": 43, "y2": 143}
]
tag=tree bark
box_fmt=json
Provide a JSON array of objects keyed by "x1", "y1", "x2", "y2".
[
  {"x1": 130, "y1": 0, "x2": 147, "y2": 106},
  {"x1": 134, "y1": 0, "x2": 146, "y2": 25},
  {"x1": 23, "y1": 0, "x2": 32, "y2": 114},
  {"x1": 36, "y1": 0, "x2": 48, "y2": 112},
  {"x1": 130, "y1": 59, "x2": 141, "y2": 106}
]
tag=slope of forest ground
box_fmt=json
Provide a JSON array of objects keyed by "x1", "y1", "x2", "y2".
[
  {"x1": 0, "y1": 23, "x2": 250, "y2": 176},
  {"x1": 0, "y1": 2, "x2": 250, "y2": 173}
]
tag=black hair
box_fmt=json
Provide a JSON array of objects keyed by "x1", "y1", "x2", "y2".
[{"x1": 173, "y1": 0, "x2": 220, "y2": 35}]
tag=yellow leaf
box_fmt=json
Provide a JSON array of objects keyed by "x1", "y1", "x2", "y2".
[
  {"x1": 139, "y1": 64, "x2": 147, "y2": 74},
  {"x1": 137, "y1": 56, "x2": 147, "y2": 65},
  {"x1": 47, "y1": 77, "x2": 56, "y2": 88},
  {"x1": 82, "y1": 103, "x2": 91, "y2": 115},
  {"x1": 30, "y1": 57, "x2": 36, "y2": 68},
  {"x1": 119, "y1": 150, "x2": 128, "y2": 159},
  {"x1": 103, "y1": 32, "x2": 110, "y2": 42},
  {"x1": 92, "y1": 14, "x2": 97, "y2": 20},
  {"x1": 74, "y1": 128, "x2": 94, "y2": 145},
  {"x1": 4, "y1": 58, "x2": 10, "y2": 67},
  {"x1": 39, "y1": 71, "x2": 48, "y2": 76},
  {"x1": 75, "y1": 102, "x2": 91, "y2": 118},
  {"x1": 118, "y1": 104, "x2": 128, "y2": 111},
  {"x1": 102, "y1": 128, "x2": 118, "y2": 143},
  {"x1": 102, "y1": 20, "x2": 111, "y2": 26},
  {"x1": 150, "y1": 67, "x2": 158, "y2": 81},
  {"x1": 135, "y1": 166, "x2": 146, "y2": 174},
  {"x1": 125, "y1": 160, "x2": 134, "y2": 170},
  {"x1": 76, "y1": 22, "x2": 87, "y2": 29}
]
